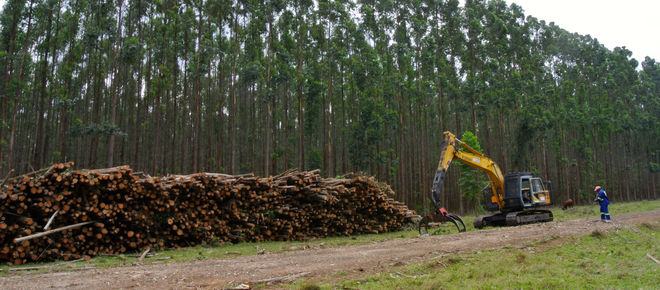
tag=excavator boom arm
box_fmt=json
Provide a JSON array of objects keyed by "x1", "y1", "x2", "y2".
[{"x1": 431, "y1": 132, "x2": 505, "y2": 209}]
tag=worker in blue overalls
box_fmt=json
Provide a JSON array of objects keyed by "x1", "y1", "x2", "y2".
[{"x1": 593, "y1": 186, "x2": 611, "y2": 222}]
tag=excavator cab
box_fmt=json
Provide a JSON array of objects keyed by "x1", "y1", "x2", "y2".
[
  {"x1": 501, "y1": 172, "x2": 552, "y2": 211},
  {"x1": 472, "y1": 172, "x2": 553, "y2": 229}
]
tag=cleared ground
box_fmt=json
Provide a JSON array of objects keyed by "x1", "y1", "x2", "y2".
[{"x1": 0, "y1": 210, "x2": 658, "y2": 289}]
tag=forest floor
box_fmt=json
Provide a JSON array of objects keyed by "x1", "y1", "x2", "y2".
[{"x1": 1, "y1": 209, "x2": 658, "y2": 289}]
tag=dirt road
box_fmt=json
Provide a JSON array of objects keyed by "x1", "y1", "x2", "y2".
[{"x1": 1, "y1": 210, "x2": 658, "y2": 289}]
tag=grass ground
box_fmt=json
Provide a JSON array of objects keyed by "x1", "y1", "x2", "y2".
[
  {"x1": 298, "y1": 221, "x2": 659, "y2": 289},
  {"x1": 1, "y1": 199, "x2": 659, "y2": 276}
]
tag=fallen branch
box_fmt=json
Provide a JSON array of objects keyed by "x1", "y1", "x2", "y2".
[
  {"x1": 224, "y1": 283, "x2": 251, "y2": 290},
  {"x1": 138, "y1": 247, "x2": 151, "y2": 262},
  {"x1": 2, "y1": 211, "x2": 33, "y2": 224},
  {"x1": 40, "y1": 165, "x2": 56, "y2": 179},
  {"x1": 4, "y1": 266, "x2": 48, "y2": 272},
  {"x1": 1, "y1": 260, "x2": 71, "y2": 272},
  {"x1": 43, "y1": 210, "x2": 60, "y2": 230},
  {"x1": 14, "y1": 221, "x2": 96, "y2": 243},
  {"x1": 0, "y1": 169, "x2": 15, "y2": 188},
  {"x1": 18, "y1": 167, "x2": 48, "y2": 178},
  {"x1": 647, "y1": 253, "x2": 660, "y2": 265},
  {"x1": 98, "y1": 252, "x2": 159, "y2": 258},
  {"x1": 67, "y1": 266, "x2": 96, "y2": 271},
  {"x1": 250, "y1": 272, "x2": 311, "y2": 285}
]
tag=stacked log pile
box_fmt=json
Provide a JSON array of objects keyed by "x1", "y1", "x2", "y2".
[{"x1": 0, "y1": 163, "x2": 416, "y2": 265}]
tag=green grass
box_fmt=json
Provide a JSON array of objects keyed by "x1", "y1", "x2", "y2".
[
  {"x1": 443, "y1": 199, "x2": 660, "y2": 233},
  {"x1": 1, "y1": 200, "x2": 658, "y2": 275},
  {"x1": 551, "y1": 198, "x2": 660, "y2": 222},
  {"x1": 302, "y1": 222, "x2": 660, "y2": 289}
]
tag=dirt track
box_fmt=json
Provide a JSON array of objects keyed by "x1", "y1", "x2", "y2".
[{"x1": 1, "y1": 210, "x2": 658, "y2": 289}]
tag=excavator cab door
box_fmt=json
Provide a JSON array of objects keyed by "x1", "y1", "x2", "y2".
[
  {"x1": 521, "y1": 177, "x2": 532, "y2": 206},
  {"x1": 502, "y1": 172, "x2": 534, "y2": 211},
  {"x1": 519, "y1": 176, "x2": 551, "y2": 207},
  {"x1": 530, "y1": 178, "x2": 551, "y2": 206}
]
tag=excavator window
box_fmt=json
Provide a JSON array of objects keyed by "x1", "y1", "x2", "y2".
[
  {"x1": 521, "y1": 178, "x2": 531, "y2": 203},
  {"x1": 531, "y1": 179, "x2": 544, "y2": 193},
  {"x1": 530, "y1": 178, "x2": 546, "y2": 203}
]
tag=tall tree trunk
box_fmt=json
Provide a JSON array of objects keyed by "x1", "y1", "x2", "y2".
[
  {"x1": 193, "y1": 0, "x2": 204, "y2": 173},
  {"x1": 264, "y1": 13, "x2": 273, "y2": 176},
  {"x1": 324, "y1": 19, "x2": 333, "y2": 177},
  {"x1": 58, "y1": 0, "x2": 80, "y2": 163},
  {"x1": 89, "y1": 25, "x2": 104, "y2": 167},
  {"x1": 33, "y1": 1, "x2": 56, "y2": 169},
  {"x1": 42, "y1": 2, "x2": 62, "y2": 166},
  {"x1": 107, "y1": 0, "x2": 125, "y2": 167},
  {"x1": 397, "y1": 89, "x2": 406, "y2": 204},
  {"x1": 152, "y1": 16, "x2": 168, "y2": 174},
  {"x1": 133, "y1": 2, "x2": 147, "y2": 171},
  {"x1": 341, "y1": 61, "x2": 348, "y2": 174},
  {"x1": 6, "y1": 0, "x2": 35, "y2": 171},
  {"x1": 214, "y1": 6, "x2": 224, "y2": 172},
  {"x1": 284, "y1": 81, "x2": 290, "y2": 169},
  {"x1": 0, "y1": 0, "x2": 23, "y2": 170},
  {"x1": 499, "y1": 108, "x2": 508, "y2": 172},
  {"x1": 170, "y1": 43, "x2": 179, "y2": 173},
  {"x1": 230, "y1": 5, "x2": 238, "y2": 174},
  {"x1": 296, "y1": 5, "x2": 305, "y2": 170},
  {"x1": 178, "y1": 58, "x2": 188, "y2": 172}
]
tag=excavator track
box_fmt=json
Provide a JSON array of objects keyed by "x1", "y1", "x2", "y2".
[
  {"x1": 474, "y1": 209, "x2": 553, "y2": 228},
  {"x1": 506, "y1": 209, "x2": 553, "y2": 226}
]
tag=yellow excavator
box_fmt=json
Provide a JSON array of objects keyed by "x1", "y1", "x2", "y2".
[{"x1": 419, "y1": 131, "x2": 554, "y2": 235}]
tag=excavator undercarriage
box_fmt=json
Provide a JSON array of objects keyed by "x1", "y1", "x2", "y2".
[{"x1": 473, "y1": 209, "x2": 553, "y2": 228}]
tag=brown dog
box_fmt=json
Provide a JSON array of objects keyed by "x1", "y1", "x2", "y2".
[{"x1": 562, "y1": 199, "x2": 574, "y2": 210}]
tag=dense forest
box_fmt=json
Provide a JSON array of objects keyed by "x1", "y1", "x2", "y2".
[{"x1": 0, "y1": 0, "x2": 658, "y2": 214}]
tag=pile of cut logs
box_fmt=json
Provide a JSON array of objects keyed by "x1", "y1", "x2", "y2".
[{"x1": 0, "y1": 163, "x2": 416, "y2": 265}]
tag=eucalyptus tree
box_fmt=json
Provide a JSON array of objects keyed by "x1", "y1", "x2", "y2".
[
  {"x1": 318, "y1": 0, "x2": 347, "y2": 176},
  {"x1": 462, "y1": 0, "x2": 487, "y2": 136},
  {"x1": 228, "y1": 0, "x2": 245, "y2": 174},
  {"x1": 106, "y1": 0, "x2": 126, "y2": 167},
  {"x1": 639, "y1": 57, "x2": 660, "y2": 199},
  {"x1": 438, "y1": 0, "x2": 464, "y2": 133},
  {"x1": 293, "y1": 0, "x2": 313, "y2": 170},
  {"x1": 56, "y1": 0, "x2": 85, "y2": 166},
  {"x1": 0, "y1": 0, "x2": 657, "y2": 211},
  {"x1": 1, "y1": 0, "x2": 36, "y2": 171},
  {"x1": 205, "y1": 0, "x2": 232, "y2": 173},
  {"x1": 262, "y1": 0, "x2": 285, "y2": 176}
]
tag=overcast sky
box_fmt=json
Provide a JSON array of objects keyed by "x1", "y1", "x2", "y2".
[
  {"x1": 505, "y1": 0, "x2": 659, "y2": 64},
  {"x1": 0, "y1": 0, "x2": 657, "y2": 63}
]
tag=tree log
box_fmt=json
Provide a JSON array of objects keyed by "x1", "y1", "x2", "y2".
[{"x1": 14, "y1": 221, "x2": 96, "y2": 243}]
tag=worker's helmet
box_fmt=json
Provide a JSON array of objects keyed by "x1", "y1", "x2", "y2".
[{"x1": 594, "y1": 186, "x2": 601, "y2": 192}]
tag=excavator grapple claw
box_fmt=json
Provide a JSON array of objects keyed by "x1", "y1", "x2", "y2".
[{"x1": 419, "y1": 207, "x2": 466, "y2": 236}]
